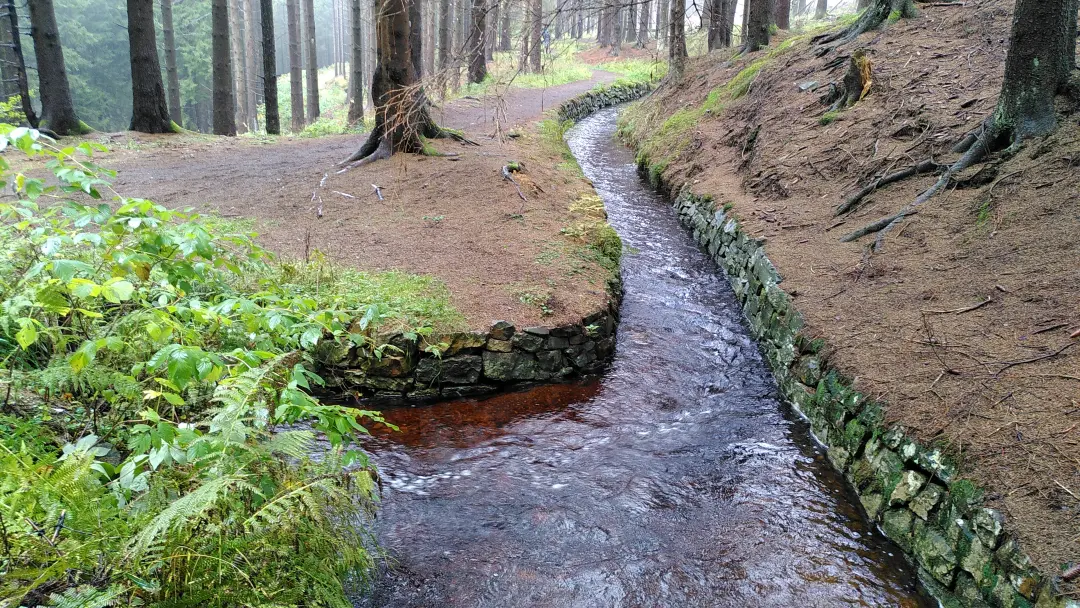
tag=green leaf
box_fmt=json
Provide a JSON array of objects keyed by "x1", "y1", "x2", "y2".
[
  {"x1": 15, "y1": 318, "x2": 37, "y2": 350},
  {"x1": 68, "y1": 278, "x2": 101, "y2": 299},
  {"x1": 102, "y1": 278, "x2": 135, "y2": 303}
]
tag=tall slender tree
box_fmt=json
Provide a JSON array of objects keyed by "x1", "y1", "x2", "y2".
[
  {"x1": 302, "y1": 0, "x2": 320, "y2": 122},
  {"x1": 439, "y1": 0, "x2": 452, "y2": 79},
  {"x1": 499, "y1": 0, "x2": 511, "y2": 50},
  {"x1": 656, "y1": 0, "x2": 669, "y2": 48},
  {"x1": 287, "y1": 0, "x2": 305, "y2": 130},
  {"x1": 160, "y1": 0, "x2": 183, "y2": 125},
  {"x1": 668, "y1": 0, "x2": 686, "y2": 72},
  {"x1": 636, "y1": 0, "x2": 650, "y2": 47},
  {"x1": 27, "y1": 0, "x2": 85, "y2": 135},
  {"x1": 410, "y1": 0, "x2": 423, "y2": 77},
  {"x1": 229, "y1": 0, "x2": 248, "y2": 132},
  {"x1": 348, "y1": 0, "x2": 366, "y2": 123},
  {"x1": 774, "y1": 0, "x2": 790, "y2": 28},
  {"x1": 707, "y1": 0, "x2": 725, "y2": 50},
  {"x1": 529, "y1": 0, "x2": 541, "y2": 71},
  {"x1": 468, "y1": 0, "x2": 487, "y2": 83},
  {"x1": 260, "y1": 0, "x2": 280, "y2": 134},
  {"x1": 814, "y1": 0, "x2": 827, "y2": 19},
  {"x1": 128, "y1": 0, "x2": 174, "y2": 133},
  {"x1": 244, "y1": 0, "x2": 259, "y2": 130},
  {"x1": 213, "y1": 0, "x2": 237, "y2": 135}
]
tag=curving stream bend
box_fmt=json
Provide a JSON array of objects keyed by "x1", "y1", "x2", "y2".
[{"x1": 355, "y1": 108, "x2": 934, "y2": 607}]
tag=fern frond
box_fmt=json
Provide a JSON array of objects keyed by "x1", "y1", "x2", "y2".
[
  {"x1": 126, "y1": 475, "x2": 238, "y2": 559},
  {"x1": 47, "y1": 585, "x2": 125, "y2": 608}
]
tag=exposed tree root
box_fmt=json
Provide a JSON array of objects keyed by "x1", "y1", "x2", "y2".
[
  {"x1": 835, "y1": 158, "x2": 942, "y2": 216},
  {"x1": 812, "y1": 0, "x2": 916, "y2": 53},
  {"x1": 840, "y1": 120, "x2": 999, "y2": 250},
  {"x1": 337, "y1": 137, "x2": 392, "y2": 173}
]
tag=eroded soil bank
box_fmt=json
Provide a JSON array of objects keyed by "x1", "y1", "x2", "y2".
[{"x1": 352, "y1": 108, "x2": 933, "y2": 607}]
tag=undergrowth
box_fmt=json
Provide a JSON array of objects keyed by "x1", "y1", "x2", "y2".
[{"x1": 0, "y1": 125, "x2": 460, "y2": 605}]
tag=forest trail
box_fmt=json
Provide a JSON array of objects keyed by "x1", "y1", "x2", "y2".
[{"x1": 109, "y1": 70, "x2": 619, "y2": 210}]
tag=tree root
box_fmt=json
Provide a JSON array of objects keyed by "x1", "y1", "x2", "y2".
[
  {"x1": 502, "y1": 164, "x2": 527, "y2": 201},
  {"x1": 337, "y1": 137, "x2": 392, "y2": 173},
  {"x1": 812, "y1": 0, "x2": 916, "y2": 52},
  {"x1": 840, "y1": 120, "x2": 998, "y2": 250},
  {"x1": 835, "y1": 158, "x2": 942, "y2": 216}
]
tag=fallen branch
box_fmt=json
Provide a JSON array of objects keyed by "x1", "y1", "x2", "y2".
[
  {"x1": 997, "y1": 342, "x2": 1077, "y2": 375},
  {"x1": 502, "y1": 165, "x2": 527, "y2": 202},
  {"x1": 922, "y1": 296, "x2": 992, "y2": 315}
]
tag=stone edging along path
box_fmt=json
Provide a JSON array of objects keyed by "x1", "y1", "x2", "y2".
[
  {"x1": 305, "y1": 83, "x2": 658, "y2": 405},
  {"x1": 578, "y1": 84, "x2": 1058, "y2": 607}
]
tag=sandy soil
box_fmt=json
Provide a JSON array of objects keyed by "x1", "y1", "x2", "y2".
[
  {"x1": 90, "y1": 73, "x2": 620, "y2": 329},
  {"x1": 629, "y1": 0, "x2": 1080, "y2": 582}
]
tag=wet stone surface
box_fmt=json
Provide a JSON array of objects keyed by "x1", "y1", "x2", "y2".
[{"x1": 352, "y1": 108, "x2": 934, "y2": 607}]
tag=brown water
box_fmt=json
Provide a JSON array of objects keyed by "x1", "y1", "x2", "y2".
[{"x1": 354, "y1": 108, "x2": 934, "y2": 607}]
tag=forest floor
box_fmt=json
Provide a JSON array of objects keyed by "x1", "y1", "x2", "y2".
[
  {"x1": 623, "y1": 0, "x2": 1080, "y2": 584},
  {"x1": 88, "y1": 70, "x2": 621, "y2": 329}
]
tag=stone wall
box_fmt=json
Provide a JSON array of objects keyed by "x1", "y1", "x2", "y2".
[
  {"x1": 666, "y1": 187, "x2": 1057, "y2": 608},
  {"x1": 557, "y1": 80, "x2": 655, "y2": 123},
  {"x1": 313, "y1": 307, "x2": 619, "y2": 404}
]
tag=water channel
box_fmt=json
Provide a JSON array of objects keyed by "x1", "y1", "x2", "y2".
[{"x1": 355, "y1": 107, "x2": 934, "y2": 607}]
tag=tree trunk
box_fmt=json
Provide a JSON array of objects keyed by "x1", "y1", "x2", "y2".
[
  {"x1": 426, "y1": 0, "x2": 438, "y2": 72},
  {"x1": 668, "y1": 0, "x2": 686, "y2": 72},
  {"x1": 529, "y1": 0, "x2": 541, "y2": 71},
  {"x1": 228, "y1": 0, "x2": 248, "y2": 132},
  {"x1": 774, "y1": 0, "x2": 790, "y2": 28},
  {"x1": 0, "y1": 1, "x2": 17, "y2": 101},
  {"x1": 348, "y1": 0, "x2": 366, "y2": 122},
  {"x1": 499, "y1": 0, "x2": 511, "y2": 50},
  {"x1": 287, "y1": 0, "x2": 305, "y2": 130},
  {"x1": 815, "y1": 0, "x2": 913, "y2": 46},
  {"x1": 468, "y1": 0, "x2": 487, "y2": 82},
  {"x1": 814, "y1": 0, "x2": 826, "y2": 19},
  {"x1": 27, "y1": 0, "x2": 85, "y2": 135},
  {"x1": 485, "y1": 0, "x2": 497, "y2": 60},
  {"x1": 519, "y1": 1, "x2": 530, "y2": 71},
  {"x1": 160, "y1": 0, "x2": 183, "y2": 126},
  {"x1": 626, "y1": 1, "x2": 636, "y2": 42},
  {"x1": 6, "y1": 1, "x2": 35, "y2": 127},
  {"x1": 857, "y1": 0, "x2": 871, "y2": 8},
  {"x1": 439, "y1": 0, "x2": 452, "y2": 74},
  {"x1": 636, "y1": 0, "x2": 650, "y2": 47},
  {"x1": 303, "y1": 0, "x2": 320, "y2": 122},
  {"x1": 723, "y1": 0, "x2": 735, "y2": 45},
  {"x1": 610, "y1": 0, "x2": 623, "y2": 55},
  {"x1": 244, "y1": 0, "x2": 259, "y2": 130},
  {"x1": 656, "y1": 0, "x2": 669, "y2": 48},
  {"x1": 744, "y1": 0, "x2": 771, "y2": 52},
  {"x1": 992, "y1": 0, "x2": 1078, "y2": 141},
  {"x1": 341, "y1": 0, "x2": 451, "y2": 165},
  {"x1": 213, "y1": 0, "x2": 237, "y2": 135},
  {"x1": 707, "y1": 0, "x2": 722, "y2": 49},
  {"x1": 261, "y1": 0, "x2": 280, "y2": 134},
  {"x1": 410, "y1": 0, "x2": 423, "y2": 77},
  {"x1": 128, "y1": 0, "x2": 174, "y2": 133}
]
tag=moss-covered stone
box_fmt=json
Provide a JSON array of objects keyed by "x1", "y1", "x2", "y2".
[
  {"x1": 889, "y1": 469, "x2": 928, "y2": 506},
  {"x1": 486, "y1": 338, "x2": 514, "y2": 353},
  {"x1": 910, "y1": 483, "x2": 946, "y2": 520},
  {"x1": 482, "y1": 351, "x2": 546, "y2": 381},
  {"x1": 882, "y1": 507, "x2": 915, "y2": 552},
  {"x1": 915, "y1": 525, "x2": 958, "y2": 586}
]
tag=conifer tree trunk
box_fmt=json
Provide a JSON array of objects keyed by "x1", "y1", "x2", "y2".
[
  {"x1": 774, "y1": 0, "x2": 790, "y2": 29},
  {"x1": 410, "y1": 0, "x2": 423, "y2": 77},
  {"x1": 0, "y1": 1, "x2": 17, "y2": 101},
  {"x1": 340, "y1": 0, "x2": 458, "y2": 166},
  {"x1": 814, "y1": 0, "x2": 826, "y2": 18},
  {"x1": 439, "y1": 0, "x2": 452, "y2": 73},
  {"x1": 213, "y1": 0, "x2": 237, "y2": 135},
  {"x1": 485, "y1": 0, "x2": 496, "y2": 60},
  {"x1": 529, "y1": 0, "x2": 541, "y2": 71},
  {"x1": 723, "y1": 0, "x2": 735, "y2": 45},
  {"x1": 7, "y1": 1, "x2": 36, "y2": 128},
  {"x1": 815, "y1": 0, "x2": 913, "y2": 45},
  {"x1": 636, "y1": 0, "x2": 650, "y2": 47},
  {"x1": 160, "y1": 0, "x2": 183, "y2": 126},
  {"x1": 128, "y1": 0, "x2": 174, "y2": 133},
  {"x1": 499, "y1": 0, "x2": 511, "y2": 50},
  {"x1": 668, "y1": 0, "x2": 686, "y2": 71},
  {"x1": 626, "y1": 1, "x2": 636, "y2": 42},
  {"x1": 260, "y1": 0, "x2": 280, "y2": 134},
  {"x1": 610, "y1": 0, "x2": 623, "y2": 55},
  {"x1": 519, "y1": 0, "x2": 531, "y2": 70},
  {"x1": 27, "y1": 0, "x2": 85, "y2": 135},
  {"x1": 348, "y1": 0, "x2": 366, "y2": 122},
  {"x1": 303, "y1": 0, "x2": 320, "y2": 122},
  {"x1": 468, "y1": 0, "x2": 487, "y2": 82},
  {"x1": 244, "y1": 0, "x2": 259, "y2": 130},
  {"x1": 743, "y1": 0, "x2": 771, "y2": 52},
  {"x1": 287, "y1": 0, "x2": 305, "y2": 130},
  {"x1": 426, "y1": 0, "x2": 438, "y2": 72},
  {"x1": 656, "y1": 0, "x2": 669, "y2": 48},
  {"x1": 228, "y1": 0, "x2": 248, "y2": 131}
]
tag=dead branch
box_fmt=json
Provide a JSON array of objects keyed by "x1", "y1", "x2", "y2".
[
  {"x1": 922, "y1": 296, "x2": 993, "y2": 315},
  {"x1": 997, "y1": 342, "x2": 1078, "y2": 375},
  {"x1": 502, "y1": 165, "x2": 527, "y2": 202}
]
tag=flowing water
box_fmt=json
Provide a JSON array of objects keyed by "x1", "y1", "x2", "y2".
[{"x1": 355, "y1": 108, "x2": 934, "y2": 607}]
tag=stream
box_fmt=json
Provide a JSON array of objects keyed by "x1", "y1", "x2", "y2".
[{"x1": 355, "y1": 108, "x2": 934, "y2": 607}]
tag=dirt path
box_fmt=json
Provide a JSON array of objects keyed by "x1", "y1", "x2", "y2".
[
  {"x1": 110, "y1": 71, "x2": 619, "y2": 211},
  {"x1": 102, "y1": 71, "x2": 622, "y2": 329}
]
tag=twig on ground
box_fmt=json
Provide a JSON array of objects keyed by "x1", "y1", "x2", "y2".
[
  {"x1": 372, "y1": 184, "x2": 384, "y2": 201},
  {"x1": 922, "y1": 296, "x2": 993, "y2": 315},
  {"x1": 332, "y1": 191, "x2": 355, "y2": 199},
  {"x1": 502, "y1": 165, "x2": 527, "y2": 202},
  {"x1": 997, "y1": 342, "x2": 1077, "y2": 374}
]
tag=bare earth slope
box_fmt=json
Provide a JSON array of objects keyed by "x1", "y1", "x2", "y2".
[
  {"x1": 626, "y1": 0, "x2": 1080, "y2": 583},
  {"x1": 97, "y1": 72, "x2": 620, "y2": 329}
]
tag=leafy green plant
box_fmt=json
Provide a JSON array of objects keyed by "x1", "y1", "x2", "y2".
[{"x1": 0, "y1": 125, "x2": 411, "y2": 605}]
